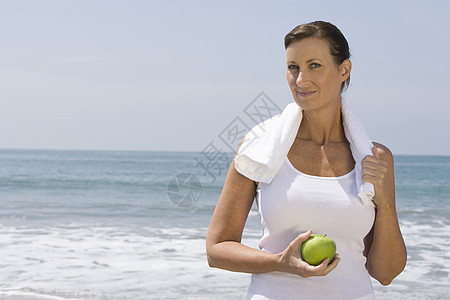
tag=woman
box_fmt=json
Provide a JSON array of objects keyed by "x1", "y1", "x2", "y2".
[{"x1": 206, "y1": 21, "x2": 406, "y2": 299}]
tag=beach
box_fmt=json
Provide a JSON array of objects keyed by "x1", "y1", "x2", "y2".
[{"x1": 0, "y1": 150, "x2": 449, "y2": 299}]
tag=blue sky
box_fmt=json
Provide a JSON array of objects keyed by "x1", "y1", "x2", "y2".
[{"x1": 1, "y1": 0, "x2": 449, "y2": 155}]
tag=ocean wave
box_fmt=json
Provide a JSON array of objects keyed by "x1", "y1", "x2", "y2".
[
  {"x1": 0, "y1": 222, "x2": 260, "y2": 299},
  {"x1": 0, "y1": 288, "x2": 82, "y2": 300},
  {"x1": 0, "y1": 216, "x2": 448, "y2": 299}
]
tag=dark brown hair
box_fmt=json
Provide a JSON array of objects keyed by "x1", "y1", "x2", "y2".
[{"x1": 285, "y1": 21, "x2": 351, "y2": 91}]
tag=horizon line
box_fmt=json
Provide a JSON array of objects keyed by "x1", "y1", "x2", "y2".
[{"x1": 0, "y1": 147, "x2": 448, "y2": 157}]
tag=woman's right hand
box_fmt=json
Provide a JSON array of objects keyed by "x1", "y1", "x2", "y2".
[{"x1": 276, "y1": 230, "x2": 341, "y2": 278}]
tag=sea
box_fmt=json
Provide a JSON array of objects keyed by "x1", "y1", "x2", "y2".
[{"x1": 0, "y1": 149, "x2": 449, "y2": 300}]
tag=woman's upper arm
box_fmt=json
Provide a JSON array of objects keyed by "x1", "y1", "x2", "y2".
[{"x1": 206, "y1": 153, "x2": 257, "y2": 248}]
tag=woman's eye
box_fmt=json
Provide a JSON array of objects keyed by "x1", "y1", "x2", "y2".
[
  {"x1": 310, "y1": 63, "x2": 321, "y2": 68},
  {"x1": 288, "y1": 65, "x2": 299, "y2": 70}
]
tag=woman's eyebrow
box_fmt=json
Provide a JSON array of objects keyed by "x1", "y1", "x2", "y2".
[
  {"x1": 287, "y1": 58, "x2": 323, "y2": 64},
  {"x1": 306, "y1": 58, "x2": 323, "y2": 63}
]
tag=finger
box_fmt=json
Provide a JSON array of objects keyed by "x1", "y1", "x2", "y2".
[
  {"x1": 291, "y1": 230, "x2": 312, "y2": 248},
  {"x1": 310, "y1": 256, "x2": 334, "y2": 276},
  {"x1": 323, "y1": 255, "x2": 341, "y2": 275},
  {"x1": 317, "y1": 254, "x2": 335, "y2": 270},
  {"x1": 362, "y1": 162, "x2": 388, "y2": 180},
  {"x1": 320, "y1": 254, "x2": 340, "y2": 275},
  {"x1": 330, "y1": 253, "x2": 340, "y2": 264},
  {"x1": 316, "y1": 257, "x2": 331, "y2": 271},
  {"x1": 362, "y1": 159, "x2": 388, "y2": 174},
  {"x1": 362, "y1": 155, "x2": 381, "y2": 165},
  {"x1": 302, "y1": 259, "x2": 328, "y2": 277},
  {"x1": 362, "y1": 174, "x2": 384, "y2": 187},
  {"x1": 301, "y1": 254, "x2": 340, "y2": 277},
  {"x1": 372, "y1": 146, "x2": 380, "y2": 159},
  {"x1": 361, "y1": 166, "x2": 383, "y2": 176},
  {"x1": 361, "y1": 160, "x2": 381, "y2": 171}
]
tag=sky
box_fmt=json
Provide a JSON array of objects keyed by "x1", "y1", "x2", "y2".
[{"x1": 1, "y1": 0, "x2": 449, "y2": 155}]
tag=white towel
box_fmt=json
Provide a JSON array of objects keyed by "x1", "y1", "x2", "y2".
[{"x1": 235, "y1": 101, "x2": 375, "y2": 207}]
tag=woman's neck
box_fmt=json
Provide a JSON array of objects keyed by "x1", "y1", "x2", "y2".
[{"x1": 297, "y1": 100, "x2": 346, "y2": 145}]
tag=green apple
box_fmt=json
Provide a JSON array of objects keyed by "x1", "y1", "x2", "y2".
[{"x1": 300, "y1": 234, "x2": 336, "y2": 266}]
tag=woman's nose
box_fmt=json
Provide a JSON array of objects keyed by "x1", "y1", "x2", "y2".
[{"x1": 296, "y1": 71, "x2": 310, "y2": 87}]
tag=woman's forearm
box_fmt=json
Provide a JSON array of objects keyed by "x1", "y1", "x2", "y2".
[
  {"x1": 207, "y1": 231, "x2": 341, "y2": 278},
  {"x1": 366, "y1": 204, "x2": 407, "y2": 285},
  {"x1": 207, "y1": 241, "x2": 280, "y2": 274},
  {"x1": 362, "y1": 144, "x2": 407, "y2": 285}
]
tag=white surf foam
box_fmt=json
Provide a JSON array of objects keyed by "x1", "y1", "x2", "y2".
[
  {"x1": 0, "y1": 222, "x2": 261, "y2": 299},
  {"x1": 1, "y1": 216, "x2": 447, "y2": 299}
]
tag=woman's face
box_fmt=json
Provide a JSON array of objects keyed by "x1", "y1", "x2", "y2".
[{"x1": 286, "y1": 38, "x2": 350, "y2": 111}]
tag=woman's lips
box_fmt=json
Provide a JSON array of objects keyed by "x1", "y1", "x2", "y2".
[{"x1": 297, "y1": 90, "x2": 316, "y2": 97}]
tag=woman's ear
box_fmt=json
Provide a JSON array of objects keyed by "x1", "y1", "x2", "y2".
[{"x1": 340, "y1": 59, "x2": 352, "y2": 82}]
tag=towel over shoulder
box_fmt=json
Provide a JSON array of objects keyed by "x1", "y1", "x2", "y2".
[{"x1": 234, "y1": 101, "x2": 375, "y2": 207}]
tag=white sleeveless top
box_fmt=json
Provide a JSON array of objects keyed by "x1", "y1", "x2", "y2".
[{"x1": 247, "y1": 157, "x2": 376, "y2": 300}]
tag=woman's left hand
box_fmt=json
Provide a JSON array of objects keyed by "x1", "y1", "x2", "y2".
[{"x1": 361, "y1": 146, "x2": 395, "y2": 209}]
